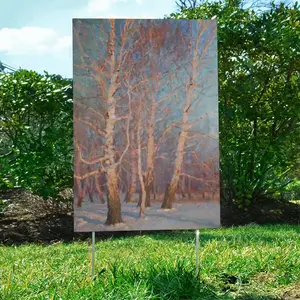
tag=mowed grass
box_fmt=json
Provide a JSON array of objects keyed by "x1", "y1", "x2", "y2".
[{"x1": 0, "y1": 225, "x2": 299, "y2": 300}]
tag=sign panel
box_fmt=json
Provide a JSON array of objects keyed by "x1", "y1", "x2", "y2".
[{"x1": 73, "y1": 19, "x2": 219, "y2": 232}]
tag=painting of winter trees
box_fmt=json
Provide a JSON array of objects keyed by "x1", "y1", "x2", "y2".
[{"x1": 73, "y1": 19, "x2": 220, "y2": 232}]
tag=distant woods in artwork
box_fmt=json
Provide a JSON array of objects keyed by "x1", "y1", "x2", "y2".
[{"x1": 73, "y1": 19, "x2": 219, "y2": 226}]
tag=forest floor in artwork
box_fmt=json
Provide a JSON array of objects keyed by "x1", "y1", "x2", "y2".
[
  {"x1": 1, "y1": 224, "x2": 299, "y2": 299},
  {"x1": 74, "y1": 200, "x2": 220, "y2": 232}
]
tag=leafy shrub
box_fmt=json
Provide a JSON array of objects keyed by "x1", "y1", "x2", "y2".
[{"x1": 0, "y1": 70, "x2": 73, "y2": 199}]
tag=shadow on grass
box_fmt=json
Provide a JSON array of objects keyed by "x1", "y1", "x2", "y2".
[{"x1": 93, "y1": 260, "x2": 279, "y2": 300}]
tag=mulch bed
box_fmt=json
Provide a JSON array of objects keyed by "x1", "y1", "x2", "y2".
[{"x1": 1, "y1": 188, "x2": 299, "y2": 245}]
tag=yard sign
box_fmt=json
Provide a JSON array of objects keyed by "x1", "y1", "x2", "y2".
[{"x1": 73, "y1": 19, "x2": 220, "y2": 232}]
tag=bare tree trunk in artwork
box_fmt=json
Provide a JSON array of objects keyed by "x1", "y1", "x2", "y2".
[
  {"x1": 161, "y1": 128, "x2": 187, "y2": 209},
  {"x1": 105, "y1": 168, "x2": 122, "y2": 224},
  {"x1": 75, "y1": 178, "x2": 85, "y2": 207},
  {"x1": 161, "y1": 85, "x2": 193, "y2": 209},
  {"x1": 125, "y1": 182, "x2": 131, "y2": 203},
  {"x1": 75, "y1": 148, "x2": 87, "y2": 207},
  {"x1": 87, "y1": 165, "x2": 94, "y2": 203},
  {"x1": 145, "y1": 168, "x2": 153, "y2": 207},
  {"x1": 105, "y1": 20, "x2": 122, "y2": 225},
  {"x1": 137, "y1": 118, "x2": 146, "y2": 218},
  {"x1": 187, "y1": 176, "x2": 192, "y2": 199},
  {"x1": 105, "y1": 112, "x2": 122, "y2": 225},
  {"x1": 125, "y1": 160, "x2": 137, "y2": 203},
  {"x1": 144, "y1": 85, "x2": 157, "y2": 207},
  {"x1": 95, "y1": 175, "x2": 105, "y2": 203},
  {"x1": 162, "y1": 23, "x2": 207, "y2": 209},
  {"x1": 180, "y1": 176, "x2": 186, "y2": 198},
  {"x1": 125, "y1": 132, "x2": 137, "y2": 203},
  {"x1": 152, "y1": 180, "x2": 156, "y2": 200},
  {"x1": 145, "y1": 130, "x2": 154, "y2": 207},
  {"x1": 161, "y1": 66, "x2": 193, "y2": 210}
]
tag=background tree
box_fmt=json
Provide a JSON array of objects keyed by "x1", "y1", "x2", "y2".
[
  {"x1": 176, "y1": 0, "x2": 202, "y2": 10},
  {"x1": 0, "y1": 70, "x2": 73, "y2": 198},
  {"x1": 136, "y1": 20, "x2": 187, "y2": 208},
  {"x1": 171, "y1": 0, "x2": 300, "y2": 209},
  {"x1": 162, "y1": 20, "x2": 218, "y2": 209}
]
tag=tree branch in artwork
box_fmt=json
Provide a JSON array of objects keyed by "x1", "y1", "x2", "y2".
[
  {"x1": 162, "y1": 21, "x2": 217, "y2": 209},
  {"x1": 74, "y1": 19, "x2": 141, "y2": 225}
]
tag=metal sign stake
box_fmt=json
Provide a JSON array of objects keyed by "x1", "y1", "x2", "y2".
[
  {"x1": 196, "y1": 229, "x2": 200, "y2": 276},
  {"x1": 91, "y1": 231, "x2": 95, "y2": 279}
]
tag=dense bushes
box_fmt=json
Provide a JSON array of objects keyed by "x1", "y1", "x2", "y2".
[{"x1": 0, "y1": 70, "x2": 73, "y2": 198}]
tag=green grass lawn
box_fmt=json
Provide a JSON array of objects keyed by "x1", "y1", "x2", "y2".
[{"x1": 0, "y1": 225, "x2": 299, "y2": 299}]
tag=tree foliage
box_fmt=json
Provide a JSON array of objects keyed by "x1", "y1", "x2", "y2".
[
  {"x1": 171, "y1": 0, "x2": 300, "y2": 207},
  {"x1": 0, "y1": 70, "x2": 73, "y2": 198}
]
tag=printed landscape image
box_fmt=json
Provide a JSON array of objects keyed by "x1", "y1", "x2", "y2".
[{"x1": 73, "y1": 19, "x2": 219, "y2": 232}]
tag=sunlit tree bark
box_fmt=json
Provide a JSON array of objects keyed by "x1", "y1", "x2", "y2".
[
  {"x1": 74, "y1": 20, "x2": 140, "y2": 225},
  {"x1": 162, "y1": 21, "x2": 217, "y2": 209}
]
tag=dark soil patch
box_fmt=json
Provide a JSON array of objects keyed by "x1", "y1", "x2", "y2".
[
  {"x1": 0, "y1": 189, "x2": 169, "y2": 245},
  {"x1": 221, "y1": 199, "x2": 300, "y2": 227},
  {"x1": 0, "y1": 214, "x2": 81, "y2": 244},
  {"x1": 1, "y1": 188, "x2": 299, "y2": 245}
]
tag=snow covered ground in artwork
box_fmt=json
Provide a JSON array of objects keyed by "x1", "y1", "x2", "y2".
[{"x1": 74, "y1": 201, "x2": 220, "y2": 232}]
